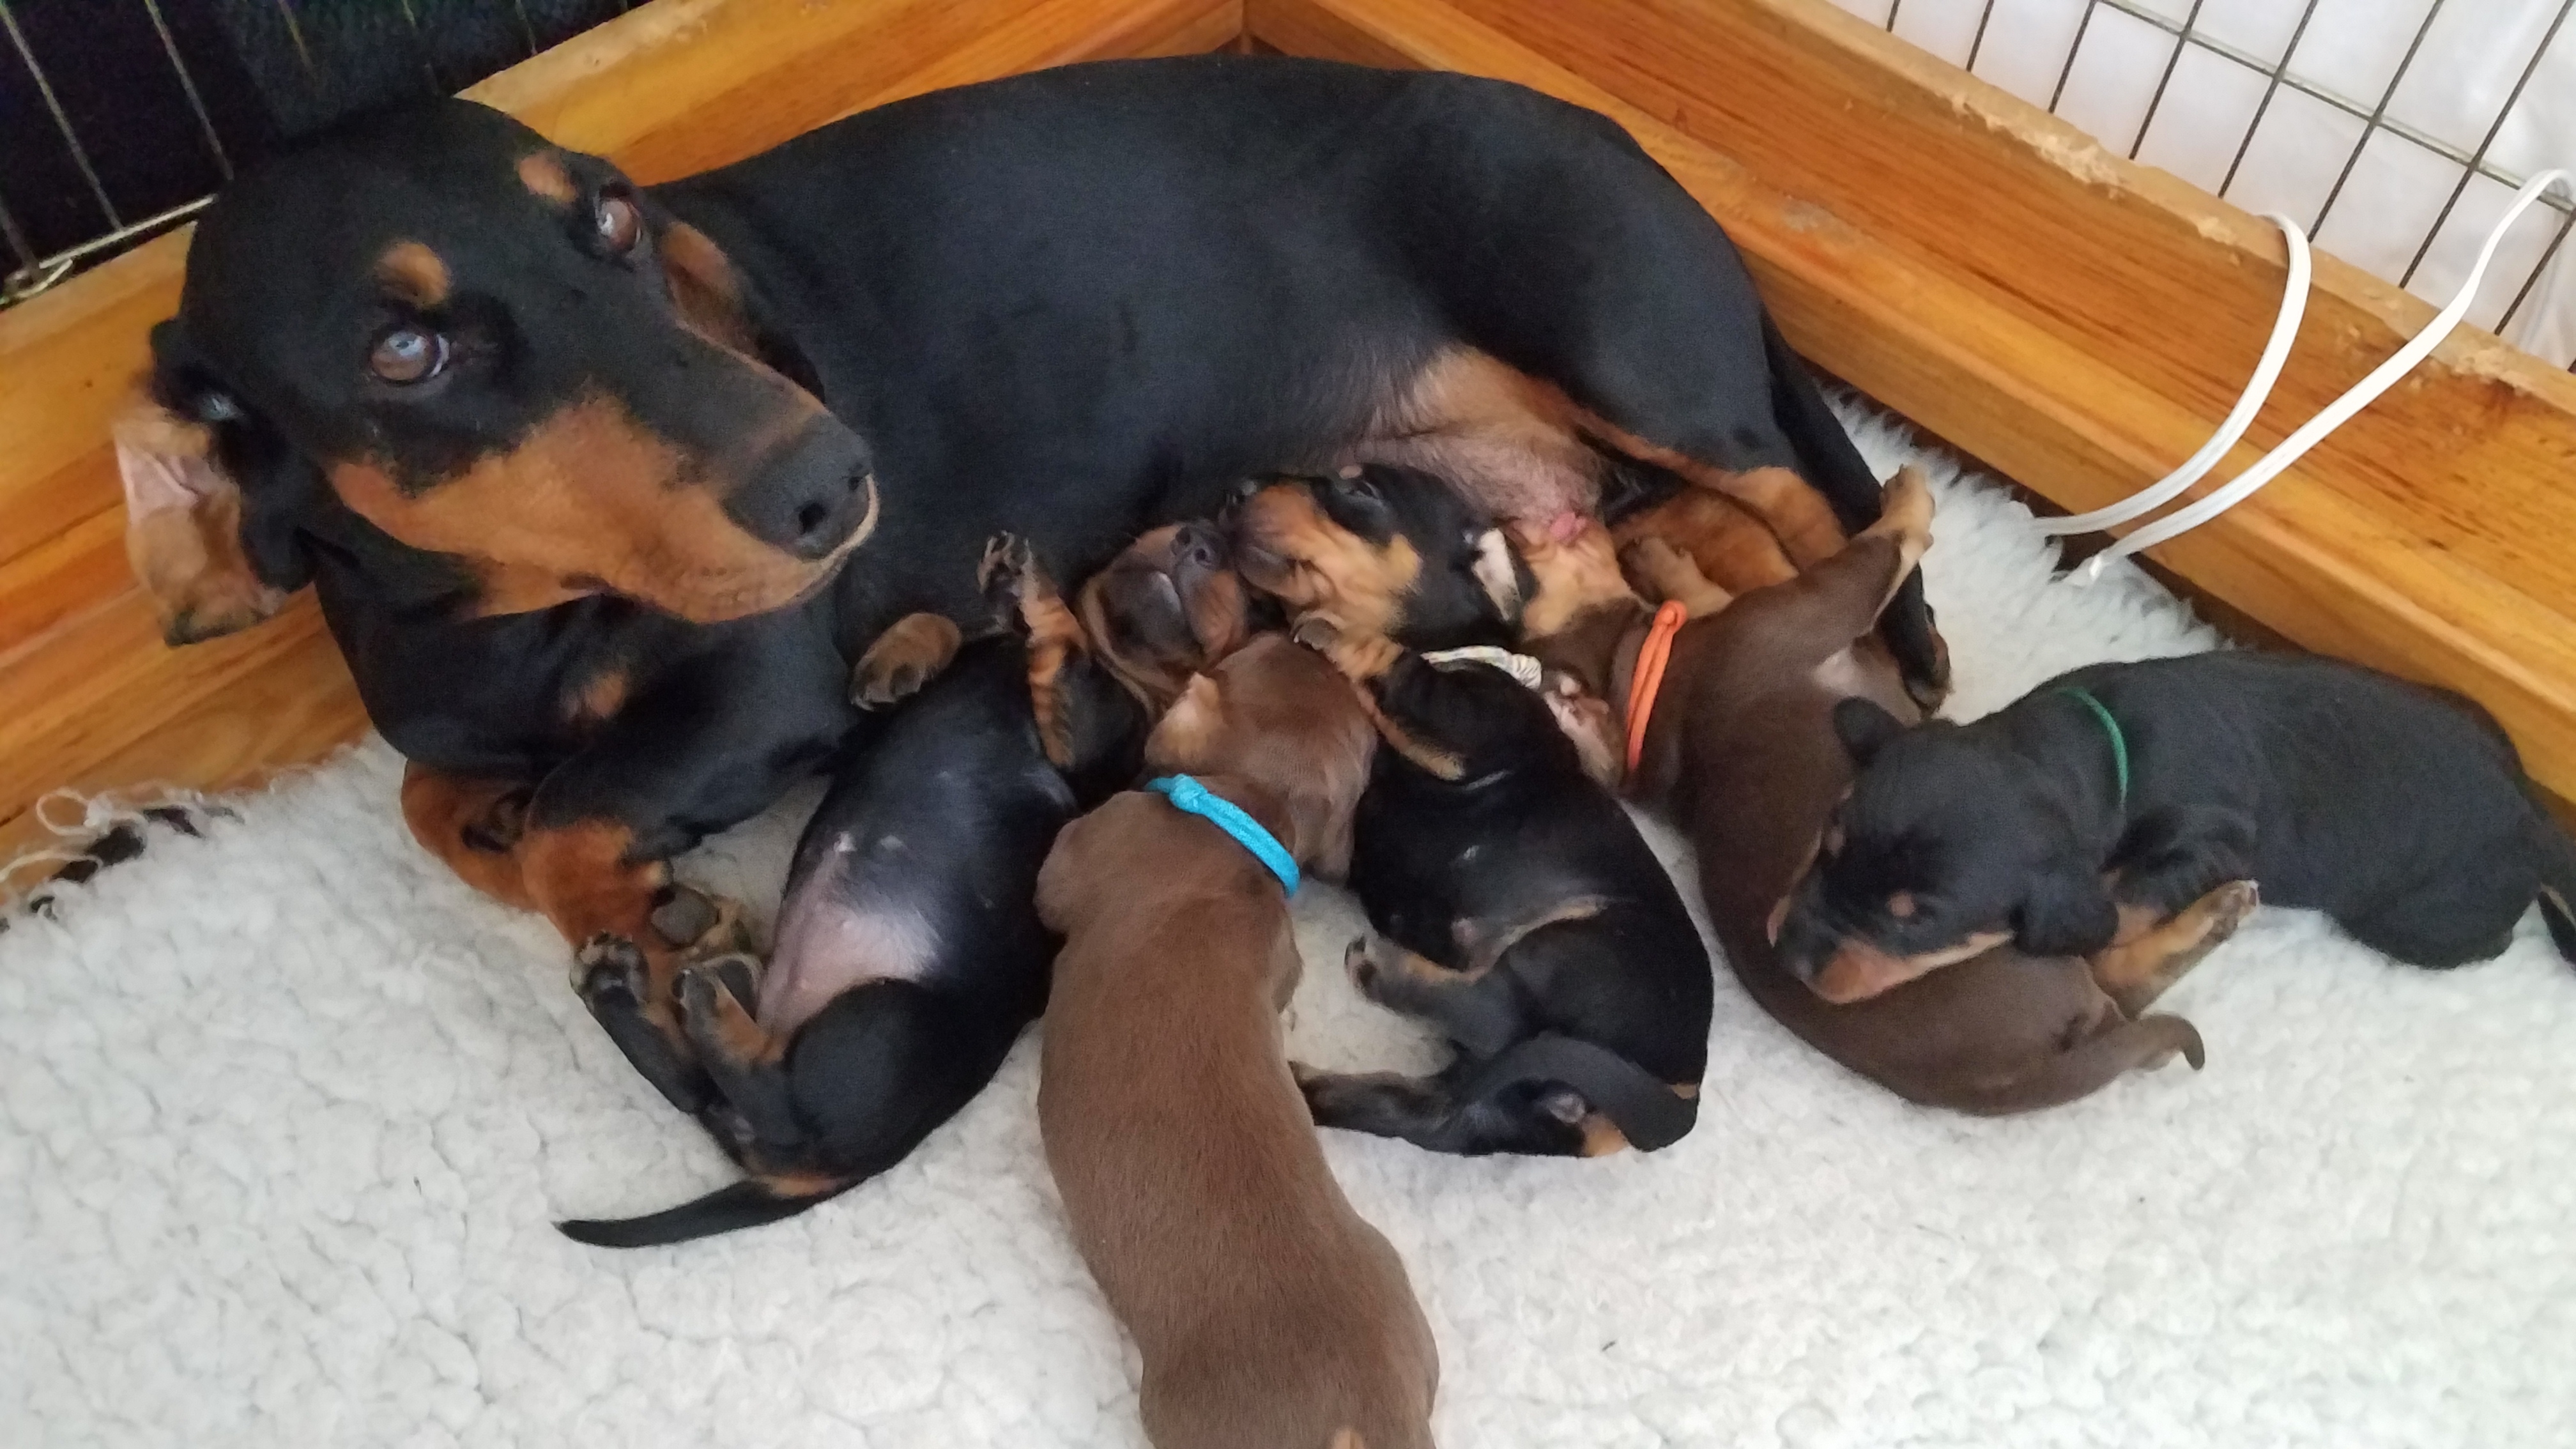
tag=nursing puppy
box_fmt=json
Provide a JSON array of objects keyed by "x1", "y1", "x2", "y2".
[
  {"x1": 1777, "y1": 650, "x2": 2576, "y2": 1002},
  {"x1": 1230, "y1": 464, "x2": 1532, "y2": 648},
  {"x1": 556, "y1": 610, "x2": 1081, "y2": 1246},
  {"x1": 1039, "y1": 635, "x2": 1438, "y2": 1449},
  {"x1": 1524, "y1": 471, "x2": 2223, "y2": 1113},
  {"x1": 1296, "y1": 620, "x2": 1711, "y2": 1156},
  {"x1": 555, "y1": 523, "x2": 1236, "y2": 1247}
]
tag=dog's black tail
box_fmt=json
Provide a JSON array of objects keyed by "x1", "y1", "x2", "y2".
[
  {"x1": 1460, "y1": 1034, "x2": 1699, "y2": 1152},
  {"x1": 555, "y1": 1174, "x2": 855, "y2": 1250},
  {"x1": 2526, "y1": 811, "x2": 2576, "y2": 965}
]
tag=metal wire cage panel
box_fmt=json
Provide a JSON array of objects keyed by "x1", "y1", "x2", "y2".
[
  {"x1": 1839, "y1": 0, "x2": 2575, "y2": 368},
  {"x1": 0, "y1": 0, "x2": 634, "y2": 305}
]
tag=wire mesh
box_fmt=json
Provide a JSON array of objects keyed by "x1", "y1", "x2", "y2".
[
  {"x1": 0, "y1": 0, "x2": 632, "y2": 305},
  {"x1": 1864, "y1": 0, "x2": 2575, "y2": 368},
  {"x1": 4, "y1": 0, "x2": 2572, "y2": 372}
]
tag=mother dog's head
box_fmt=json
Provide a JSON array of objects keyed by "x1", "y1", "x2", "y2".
[{"x1": 118, "y1": 99, "x2": 876, "y2": 642}]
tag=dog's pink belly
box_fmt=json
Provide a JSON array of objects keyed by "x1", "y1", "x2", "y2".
[{"x1": 755, "y1": 832, "x2": 942, "y2": 1036}]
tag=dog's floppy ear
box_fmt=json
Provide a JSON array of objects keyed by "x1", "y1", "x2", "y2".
[
  {"x1": 114, "y1": 321, "x2": 297, "y2": 646},
  {"x1": 1832, "y1": 696, "x2": 1910, "y2": 767},
  {"x1": 2013, "y1": 862, "x2": 2120, "y2": 957},
  {"x1": 652, "y1": 213, "x2": 825, "y2": 399},
  {"x1": 1285, "y1": 691, "x2": 1378, "y2": 884}
]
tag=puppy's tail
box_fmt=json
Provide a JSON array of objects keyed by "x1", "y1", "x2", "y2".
[
  {"x1": 1462, "y1": 1034, "x2": 1698, "y2": 1152},
  {"x1": 555, "y1": 1173, "x2": 854, "y2": 1250},
  {"x1": 1948, "y1": 1013, "x2": 2204, "y2": 1117}
]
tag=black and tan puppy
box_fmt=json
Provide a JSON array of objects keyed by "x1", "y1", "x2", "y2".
[
  {"x1": 1296, "y1": 620, "x2": 1712, "y2": 1156},
  {"x1": 553, "y1": 530, "x2": 1188, "y2": 1248},
  {"x1": 1777, "y1": 650, "x2": 2576, "y2": 1002},
  {"x1": 1230, "y1": 464, "x2": 1533, "y2": 649}
]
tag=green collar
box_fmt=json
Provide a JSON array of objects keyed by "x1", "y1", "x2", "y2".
[{"x1": 2055, "y1": 686, "x2": 2130, "y2": 811}]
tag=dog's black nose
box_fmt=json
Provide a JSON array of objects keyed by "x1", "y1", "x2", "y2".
[
  {"x1": 732, "y1": 428, "x2": 875, "y2": 560},
  {"x1": 786, "y1": 471, "x2": 873, "y2": 560}
]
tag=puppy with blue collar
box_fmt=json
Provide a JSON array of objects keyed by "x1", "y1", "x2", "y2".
[{"x1": 1035, "y1": 633, "x2": 1439, "y2": 1449}]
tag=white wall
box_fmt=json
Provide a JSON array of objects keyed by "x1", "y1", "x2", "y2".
[{"x1": 1826, "y1": 0, "x2": 2575, "y2": 366}]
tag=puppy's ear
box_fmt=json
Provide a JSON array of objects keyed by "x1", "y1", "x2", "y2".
[
  {"x1": 114, "y1": 321, "x2": 296, "y2": 646},
  {"x1": 1832, "y1": 696, "x2": 1910, "y2": 767},
  {"x1": 2013, "y1": 862, "x2": 2120, "y2": 956},
  {"x1": 1286, "y1": 700, "x2": 1377, "y2": 883}
]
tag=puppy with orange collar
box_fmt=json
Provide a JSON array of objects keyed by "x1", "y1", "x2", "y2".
[{"x1": 1510, "y1": 470, "x2": 2245, "y2": 1112}]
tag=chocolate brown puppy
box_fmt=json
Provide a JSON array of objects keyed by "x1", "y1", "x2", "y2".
[
  {"x1": 1073, "y1": 520, "x2": 1270, "y2": 710},
  {"x1": 1524, "y1": 471, "x2": 2235, "y2": 1113},
  {"x1": 1037, "y1": 636, "x2": 1437, "y2": 1449}
]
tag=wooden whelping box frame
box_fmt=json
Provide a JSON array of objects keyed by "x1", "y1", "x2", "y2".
[{"x1": 4, "y1": 0, "x2": 2574, "y2": 858}]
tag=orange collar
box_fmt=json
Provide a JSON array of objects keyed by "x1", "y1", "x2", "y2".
[{"x1": 1623, "y1": 600, "x2": 1689, "y2": 775}]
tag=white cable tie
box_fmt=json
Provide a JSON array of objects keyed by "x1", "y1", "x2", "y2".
[
  {"x1": 2042, "y1": 212, "x2": 2312, "y2": 538},
  {"x1": 2069, "y1": 169, "x2": 2570, "y2": 587}
]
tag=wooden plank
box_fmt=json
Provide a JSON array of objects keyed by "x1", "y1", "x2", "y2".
[
  {"x1": 1247, "y1": 0, "x2": 2576, "y2": 806},
  {"x1": 0, "y1": 0, "x2": 1239, "y2": 858}
]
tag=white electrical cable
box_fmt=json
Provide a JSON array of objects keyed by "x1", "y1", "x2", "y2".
[
  {"x1": 2039, "y1": 213, "x2": 2311, "y2": 538},
  {"x1": 2062, "y1": 168, "x2": 2572, "y2": 587}
]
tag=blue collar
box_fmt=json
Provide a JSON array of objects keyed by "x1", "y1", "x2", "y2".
[{"x1": 1144, "y1": 775, "x2": 1300, "y2": 895}]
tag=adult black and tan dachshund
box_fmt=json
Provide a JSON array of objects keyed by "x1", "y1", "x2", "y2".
[{"x1": 114, "y1": 55, "x2": 1947, "y2": 1110}]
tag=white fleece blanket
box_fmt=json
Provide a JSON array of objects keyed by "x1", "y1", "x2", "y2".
[{"x1": 6, "y1": 399, "x2": 2573, "y2": 1449}]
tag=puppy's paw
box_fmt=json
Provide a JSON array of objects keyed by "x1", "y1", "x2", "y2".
[
  {"x1": 574, "y1": 933, "x2": 650, "y2": 1008},
  {"x1": 851, "y1": 611, "x2": 963, "y2": 709},
  {"x1": 573, "y1": 933, "x2": 714, "y2": 1114},
  {"x1": 1344, "y1": 937, "x2": 1383, "y2": 997},
  {"x1": 678, "y1": 953, "x2": 761, "y2": 1024},
  {"x1": 2198, "y1": 879, "x2": 2261, "y2": 941},
  {"x1": 979, "y1": 532, "x2": 1039, "y2": 622},
  {"x1": 1295, "y1": 619, "x2": 1403, "y2": 683},
  {"x1": 1291, "y1": 615, "x2": 1344, "y2": 652},
  {"x1": 650, "y1": 884, "x2": 755, "y2": 960},
  {"x1": 1864, "y1": 465, "x2": 1935, "y2": 569}
]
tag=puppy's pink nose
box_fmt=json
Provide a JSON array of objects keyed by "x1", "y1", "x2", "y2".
[{"x1": 1547, "y1": 510, "x2": 1584, "y2": 544}]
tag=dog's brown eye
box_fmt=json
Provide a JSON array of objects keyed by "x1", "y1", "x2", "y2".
[
  {"x1": 368, "y1": 325, "x2": 448, "y2": 385},
  {"x1": 595, "y1": 194, "x2": 641, "y2": 254}
]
